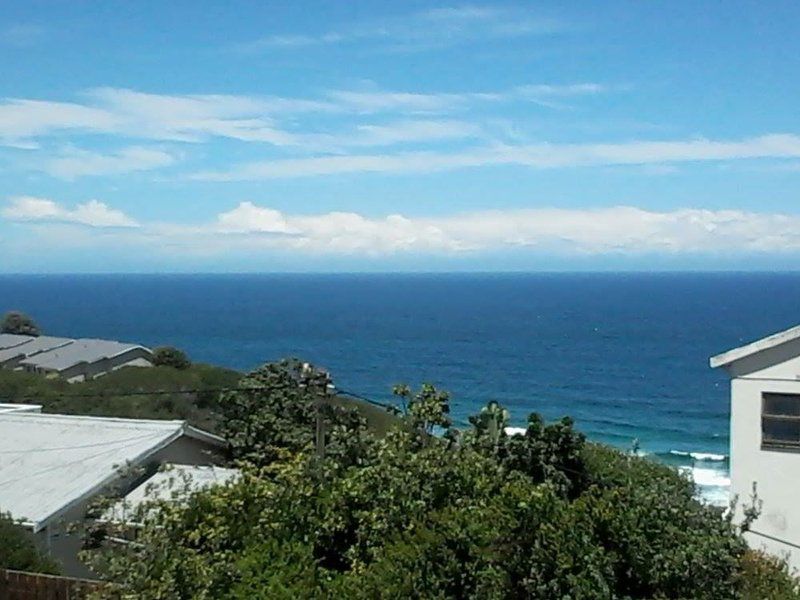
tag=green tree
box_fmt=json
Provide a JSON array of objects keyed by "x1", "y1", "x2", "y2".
[
  {"x1": 218, "y1": 359, "x2": 370, "y2": 467},
  {"x1": 393, "y1": 383, "x2": 451, "y2": 434},
  {"x1": 0, "y1": 512, "x2": 60, "y2": 573},
  {"x1": 1, "y1": 311, "x2": 41, "y2": 336},
  {"x1": 83, "y1": 361, "x2": 800, "y2": 599},
  {"x1": 151, "y1": 346, "x2": 191, "y2": 370}
]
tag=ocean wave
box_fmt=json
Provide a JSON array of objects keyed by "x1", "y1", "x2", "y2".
[
  {"x1": 679, "y1": 466, "x2": 731, "y2": 488},
  {"x1": 668, "y1": 450, "x2": 728, "y2": 462}
]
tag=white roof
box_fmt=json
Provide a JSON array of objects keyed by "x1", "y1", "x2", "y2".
[
  {"x1": 0, "y1": 336, "x2": 73, "y2": 364},
  {"x1": 0, "y1": 403, "x2": 41, "y2": 414},
  {"x1": 103, "y1": 464, "x2": 239, "y2": 523},
  {"x1": 710, "y1": 324, "x2": 800, "y2": 369},
  {"x1": 0, "y1": 413, "x2": 224, "y2": 531},
  {"x1": 0, "y1": 333, "x2": 35, "y2": 350}
]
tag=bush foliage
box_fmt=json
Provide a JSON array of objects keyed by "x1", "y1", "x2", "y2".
[
  {"x1": 151, "y1": 346, "x2": 192, "y2": 370},
  {"x1": 0, "y1": 512, "x2": 60, "y2": 574},
  {"x1": 1, "y1": 310, "x2": 40, "y2": 336},
  {"x1": 84, "y1": 359, "x2": 800, "y2": 599},
  {"x1": 0, "y1": 363, "x2": 241, "y2": 432}
]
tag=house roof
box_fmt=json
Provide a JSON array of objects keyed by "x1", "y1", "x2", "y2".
[
  {"x1": 0, "y1": 333, "x2": 35, "y2": 350},
  {"x1": 20, "y1": 339, "x2": 151, "y2": 372},
  {"x1": 709, "y1": 324, "x2": 800, "y2": 369},
  {"x1": 103, "y1": 464, "x2": 239, "y2": 523},
  {"x1": 0, "y1": 336, "x2": 73, "y2": 364},
  {"x1": 0, "y1": 413, "x2": 225, "y2": 532},
  {"x1": 0, "y1": 403, "x2": 41, "y2": 414}
]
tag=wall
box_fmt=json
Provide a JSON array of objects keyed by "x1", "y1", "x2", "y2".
[{"x1": 730, "y1": 376, "x2": 800, "y2": 571}]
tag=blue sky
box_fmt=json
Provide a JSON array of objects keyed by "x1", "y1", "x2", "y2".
[{"x1": 1, "y1": 1, "x2": 799, "y2": 272}]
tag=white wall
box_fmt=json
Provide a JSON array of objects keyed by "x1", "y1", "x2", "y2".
[{"x1": 731, "y1": 376, "x2": 800, "y2": 571}]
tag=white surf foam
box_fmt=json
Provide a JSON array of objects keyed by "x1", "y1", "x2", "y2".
[
  {"x1": 678, "y1": 465, "x2": 731, "y2": 507},
  {"x1": 670, "y1": 450, "x2": 727, "y2": 462}
]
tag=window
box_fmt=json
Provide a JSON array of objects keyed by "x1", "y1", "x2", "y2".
[{"x1": 762, "y1": 393, "x2": 800, "y2": 449}]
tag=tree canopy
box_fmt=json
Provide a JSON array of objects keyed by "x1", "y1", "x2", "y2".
[
  {"x1": 1, "y1": 311, "x2": 41, "y2": 336},
  {"x1": 151, "y1": 346, "x2": 192, "y2": 370},
  {"x1": 83, "y1": 359, "x2": 800, "y2": 599}
]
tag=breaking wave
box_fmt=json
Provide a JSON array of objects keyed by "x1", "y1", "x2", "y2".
[{"x1": 669, "y1": 450, "x2": 728, "y2": 462}]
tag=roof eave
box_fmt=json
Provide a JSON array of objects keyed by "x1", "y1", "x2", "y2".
[{"x1": 709, "y1": 324, "x2": 800, "y2": 370}]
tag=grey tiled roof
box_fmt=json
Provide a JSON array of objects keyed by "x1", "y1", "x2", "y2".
[
  {"x1": 20, "y1": 339, "x2": 151, "y2": 372},
  {"x1": 0, "y1": 336, "x2": 74, "y2": 364}
]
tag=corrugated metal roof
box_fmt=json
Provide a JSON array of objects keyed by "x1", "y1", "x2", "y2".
[
  {"x1": 0, "y1": 333, "x2": 35, "y2": 350},
  {"x1": 0, "y1": 413, "x2": 192, "y2": 531},
  {"x1": 103, "y1": 464, "x2": 239, "y2": 523},
  {"x1": 0, "y1": 336, "x2": 73, "y2": 365},
  {"x1": 20, "y1": 339, "x2": 150, "y2": 372}
]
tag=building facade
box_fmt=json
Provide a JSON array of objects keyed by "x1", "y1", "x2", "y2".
[{"x1": 711, "y1": 325, "x2": 800, "y2": 571}]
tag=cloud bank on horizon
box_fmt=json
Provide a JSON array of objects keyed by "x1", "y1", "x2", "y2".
[
  {"x1": 4, "y1": 197, "x2": 800, "y2": 258},
  {"x1": 1, "y1": 2, "x2": 799, "y2": 271}
]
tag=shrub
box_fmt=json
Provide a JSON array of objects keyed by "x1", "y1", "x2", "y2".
[
  {"x1": 1, "y1": 311, "x2": 40, "y2": 336},
  {"x1": 151, "y1": 346, "x2": 191, "y2": 370},
  {"x1": 737, "y1": 550, "x2": 800, "y2": 599},
  {"x1": 0, "y1": 512, "x2": 60, "y2": 573}
]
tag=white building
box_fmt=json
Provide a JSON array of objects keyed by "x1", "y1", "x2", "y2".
[
  {"x1": 711, "y1": 324, "x2": 800, "y2": 570},
  {"x1": 0, "y1": 410, "x2": 229, "y2": 577}
]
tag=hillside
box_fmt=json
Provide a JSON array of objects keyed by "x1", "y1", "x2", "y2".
[{"x1": 0, "y1": 364, "x2": 399, "y2": 436}]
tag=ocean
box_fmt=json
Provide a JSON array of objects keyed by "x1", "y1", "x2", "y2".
[{"x1": 3, "y1": 272, "x2": 800, "y2": 505}]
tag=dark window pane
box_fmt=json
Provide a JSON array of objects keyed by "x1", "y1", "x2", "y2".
[
  {"x1": 763, "y1": 416, "x2": 800, "y2": 445},
  {"x1": 763, "y1": 393, "x2": 800, "y2": 417}
]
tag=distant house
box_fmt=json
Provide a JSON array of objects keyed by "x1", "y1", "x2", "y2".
[
  {"x1": 711, "y1": 324, "x2": 800, "y2": 570},
  {"x1": 0, "y1": 335, "x2": 74, "y2": 369},
  {"x1": 0, "y1": 410, "x2": 228, "y2": 577},
  {"x1": 0, "y1": 335, "x2": 153, "y2": 382}
]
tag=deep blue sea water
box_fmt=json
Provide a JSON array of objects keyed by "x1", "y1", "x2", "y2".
[{"x1": 3, "y1": 272, "x2": 800, "y2": 503}]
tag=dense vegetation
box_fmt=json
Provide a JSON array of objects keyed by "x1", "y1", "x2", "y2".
[
  {"x1": 0, "y1": 513, "x2": 60, "y2": 574},
  {"x1": 83, "y1": 359, "x2": 800, "y2": 599},
  {"x1": 1, "y1": 311, "x2": 40, "y2": 336},
  {"x1": 0, "y1": 363, "x2": 242, "y2": 432},
  {"x1": 0, "y1": 359, "x2": 396, "y2": 437}
]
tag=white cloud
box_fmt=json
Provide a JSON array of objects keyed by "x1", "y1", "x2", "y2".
[
  {"x1": 8, "y1": 199, "x2": 800, "y2": 256},
  {"x1": 216, "y1": 202, "x2": 298, "y2": 234},
  {"x1": 0, "y1": 83, "x2": 613, "y2": 151},
  {"x1": 236, "y1": 5, "x2": 566, "y2": 53},
  {"x1": 325, "y1": 82, "x2": 608, "y2": 114},
  {"x1": 204, "y1": 203, "x2": 800, "y2": 255},
  {"x1": 349, "y1": 120, "x2": 481, "y2": 146},
  {"x1": 0, "y1": 89, "x2": 330, "y2": 148},
  {"x1": 192, "y1": 134, "x2": 800, "y2": 180},
  {"x1": 2, "y1": 196, "x2": 139, "y2": 228},
  {"x1": 44, "y1": 146, "x2": 176, "y2": 179},
  {"x1": 0, "y1": 99, "x2": 119, "y2": 146}
]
